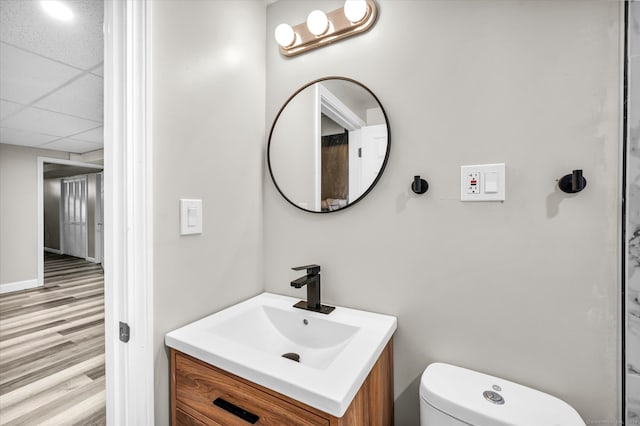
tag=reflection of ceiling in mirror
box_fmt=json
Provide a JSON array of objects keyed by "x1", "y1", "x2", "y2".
[{"x1": 320, "y1": 80, "x2": 379, "y2": 114}]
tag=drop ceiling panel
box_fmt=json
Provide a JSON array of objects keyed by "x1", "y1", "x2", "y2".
[
  {"x1": 35, "y1": 73, "x2": 103, "y2": 121},
  {"x1": 0, "y1": 127, "x2": 58, "y2": 147},
  {"x1": 0, "y1": 1, "x2": 104, "y2": 151},
  {"x1": 41, "y1": 138, "x2": 102, "y2": 154},
  {"x1": 0, "y1": 99, "x2": 24, "y2": 120},
  {"x1": 2, "y1": 106, "x2": 100, "y2": 137},
  {"x1": 0, "y1": 43, "x2": 82, "y2": 104},
  {"x1": 73, "y1": 125, "x2": 103, "y2": 143},
  {"x1": 0, "y1": 0, "x2": 104, "y2": 70}
]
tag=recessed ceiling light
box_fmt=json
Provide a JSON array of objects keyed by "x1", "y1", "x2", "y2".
[{"x1": 41, "y1": 1, "x2": 74, "y2": 21}]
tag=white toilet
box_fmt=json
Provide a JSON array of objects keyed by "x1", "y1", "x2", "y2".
[{"x1": 420, "y1": 363, "x2": 586, "y2": 426}]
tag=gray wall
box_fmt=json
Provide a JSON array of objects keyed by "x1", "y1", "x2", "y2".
[
  {"x1": 43, "y1": 178, "x2": 61, "y2": 250},
  {"x1": 0, "y1": 144, "x2": 69, "y2": 284},
  {"x1": 151, "y1": 1, "x2": 265, "y2": 425},
  {"x1": 264, "y1": 1, "x2": 620, "y2": 424}
]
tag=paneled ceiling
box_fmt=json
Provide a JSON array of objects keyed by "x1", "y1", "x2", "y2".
[{"x1": 0, "y1": 0, "x2": 103, "y2": 154}]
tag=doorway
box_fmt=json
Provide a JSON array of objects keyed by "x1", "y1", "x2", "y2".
[{"x1": 37, "y1": 158, "x2": 104, "y2": 288}]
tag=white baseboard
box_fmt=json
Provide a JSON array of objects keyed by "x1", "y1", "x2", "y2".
[
  {"x1": 44, "y1": 247, "x2": 62, "y2": 254},
  {"x1": 86, "y1": 257, "x2": 98, "y2": 263},
  {"x1": 0, "y1": 279, "x2": 40, "y2": 295}
]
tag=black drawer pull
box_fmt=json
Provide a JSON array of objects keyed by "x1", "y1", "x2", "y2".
[{"x1": 213, "y1": 397, "x2": 260, "y2": 424}]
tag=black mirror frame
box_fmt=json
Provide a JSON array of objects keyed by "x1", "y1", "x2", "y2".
[{"x1": 267, "y1": 76, "x2": 391, "y2": 214}]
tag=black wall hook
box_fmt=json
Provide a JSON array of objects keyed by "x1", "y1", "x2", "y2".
[
  {"x1": 411, "y1": 175, "x2": 429, "y2": 194},
  {"x1": 558, "y1": 169, "x2": 587, "y2": 193}
]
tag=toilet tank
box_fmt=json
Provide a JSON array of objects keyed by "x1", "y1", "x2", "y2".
[{"x1": 420, "y1": 363, "x2": 585, "y2": 426}]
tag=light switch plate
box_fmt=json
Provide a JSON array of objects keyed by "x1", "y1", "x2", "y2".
[
  {"x1": 180, "y1": 199, "x2": 202, "y2": 235},
  {"x1": 460, "y1": 163, "x2": 505, "y2": 201}
]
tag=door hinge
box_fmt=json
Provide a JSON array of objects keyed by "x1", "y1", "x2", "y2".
[{"x1": 119, "y1": 321, "x2": 130, "y2": 343}]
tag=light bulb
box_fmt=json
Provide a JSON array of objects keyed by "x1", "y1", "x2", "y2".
[
  {"x1": 343, "y1": 0, "x2": 368, "y2": 23},
  {"x1": 41, "y1": 1, "x2": 73, "y2": 21},
  {"x1": 306, "y1": 10, "x2": 329, "y2": 36},
  {"x1": 274, "y1": 23, "x2": 296, "y2": 47}
]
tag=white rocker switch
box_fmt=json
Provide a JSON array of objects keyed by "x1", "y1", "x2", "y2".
[
  {"x1": 180, "y1": 199, "x2": 202, "y2": 235},
  {"x1": 484, "y1": 172, "x2": 498, "y2": 193}
]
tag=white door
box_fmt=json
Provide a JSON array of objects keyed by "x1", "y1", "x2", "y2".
[
  {"x1": 348, "y1": 125, "x2": 387, "y2": 201},
  {"x1": 348, "y1": 128, "x2": 363, "y2": 201},
  {"x1": 360, "y1": 124, "x2": 387, "y2": 187},
  {"x1": 62, "y1": 176, "x2": 88, "y2": 258},
  {"x1": 95, "y1": 173, "x2": 104, "y2": 265}
]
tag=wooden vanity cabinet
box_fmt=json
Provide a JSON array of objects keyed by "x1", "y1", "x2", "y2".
[{"x1": 171, "y1": 339, "x2": 393, "y2": 426}]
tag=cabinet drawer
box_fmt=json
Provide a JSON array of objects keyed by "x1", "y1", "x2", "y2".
[
  {"x1": 175, "y1": 353, "x2": 329, "y2": 426},
  {"x1": 176, "y1": 408, "x2": 209, "y2": 426}
]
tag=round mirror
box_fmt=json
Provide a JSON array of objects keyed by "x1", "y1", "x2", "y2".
[{"x1": 268, "y1": 77, "x2": 390, "y2": 213}]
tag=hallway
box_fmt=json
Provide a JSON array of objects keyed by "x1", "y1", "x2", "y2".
[{"x1": 0, "y1": 253, "x2": 105, "y2": 425}]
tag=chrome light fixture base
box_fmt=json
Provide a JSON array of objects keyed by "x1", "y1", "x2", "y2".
[{"x1": 278, "y1": 0, "x2": 378, "y2": 57}]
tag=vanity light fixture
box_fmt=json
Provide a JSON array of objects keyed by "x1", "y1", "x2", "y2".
[{"x1": 275, "y1": 0, "x2": 378, "y2": 57}]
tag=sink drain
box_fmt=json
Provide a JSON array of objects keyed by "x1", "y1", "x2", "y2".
[{"x1": 282, "y1": 352, "x2": 300, "y2": 363}]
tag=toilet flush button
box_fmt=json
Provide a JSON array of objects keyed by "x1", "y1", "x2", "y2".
[{"x1": 483, "y1": 390, "x2": 505, "y2": 405}]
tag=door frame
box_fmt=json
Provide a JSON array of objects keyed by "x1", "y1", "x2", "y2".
[
  {"x1": 37, "y1": 157, "x2": 103, "y2": 287},
  {"x1": 104, "y1": 0, "x2": 154, "y2": 424}
]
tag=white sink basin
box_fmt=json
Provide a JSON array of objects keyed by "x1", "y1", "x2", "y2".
[
  {"x1": 211, "y1": 304, "x2": 359, "y2": 369},
  {"x1": 165, "y1": 292, "x2": 397, "y2": 417}
]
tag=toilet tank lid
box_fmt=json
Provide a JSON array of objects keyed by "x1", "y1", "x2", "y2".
[{"x1": 419, "y1": 363, "x2": 585, "y2": 426}]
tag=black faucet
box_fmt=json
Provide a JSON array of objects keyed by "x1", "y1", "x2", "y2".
[{"x1": 290, "y1": 265, "x2": 335, "y2": 314}]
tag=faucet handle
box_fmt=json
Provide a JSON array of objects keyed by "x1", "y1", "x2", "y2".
[{"x1": 292, "y1": 264, "x2": 320, "y2": 275}]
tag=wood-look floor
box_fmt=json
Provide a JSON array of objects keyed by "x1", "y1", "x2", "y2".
[{"x1": 0, "y1": 253, "x2": 105, "y2": 425}]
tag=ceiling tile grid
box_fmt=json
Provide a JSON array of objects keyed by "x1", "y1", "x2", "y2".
[
  {"x1": 1, "y1": 106, "x2": 100, "y2": 137},
  {"x1": 0, "y1": 43, "x2": 82, "y2": 104},
  {"x1": 72, "y1": 125, "x2": 103, "y2": 143},
  {"x1": 0, "y1": 0, "x2": 103, "y2": 70},
  {"x1": 0, "y1": 126, "x2": 59, "y2": 147},
  {"x1": 42, "y1": 137, "x2": 102, "y2": 153},
  {"x1": 0, "y1": 99, "x2": 23, "y2": 120},
  {"x1": 34, "y1": 73, "x2": 104, "y2": 122},
  {"x1": 0, "y1": 0, "x2": 104, "y2": 154}
]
